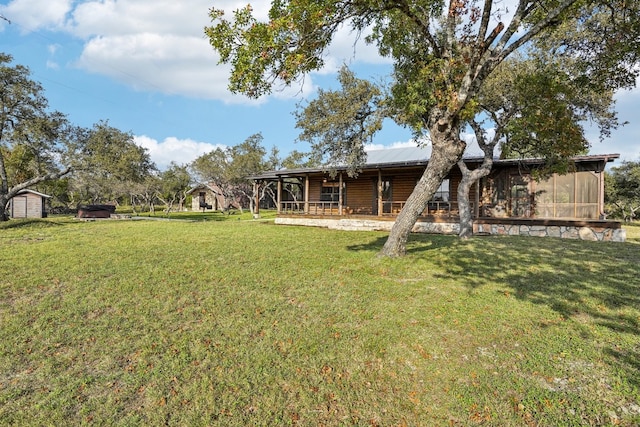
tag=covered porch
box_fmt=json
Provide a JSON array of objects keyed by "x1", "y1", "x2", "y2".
[{"x1": 250, "y1": 150, "x2": 624, "y2": 241}]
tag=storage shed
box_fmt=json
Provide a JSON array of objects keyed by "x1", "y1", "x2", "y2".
[
  {"x1": 9, "y1": 189, "x2": 51, "y2": 219},
  {"x1": 187, "y1": 183, "x2": 227, "y2": 212}
]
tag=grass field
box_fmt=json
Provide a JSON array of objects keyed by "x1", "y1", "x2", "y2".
[{"x1": 1, "y1": 214, "x2": 639, "y2": 426}]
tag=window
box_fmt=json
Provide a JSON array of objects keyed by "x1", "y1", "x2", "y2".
[
  {"x1": 320, "y1": 182, "x2": 345, "y2": 204},
  {"x1": 535, "y1": 172, "x2": 599, "y2": 219},
  {"x1": 431, "y1": 179, "x2": 450, "y2": 202}
]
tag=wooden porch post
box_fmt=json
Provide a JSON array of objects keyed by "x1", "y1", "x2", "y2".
[
  {"x1": 254, "y1": 181, "x2": 260, "y2": 216},
  {"x1": 277, "y1": 179, "x2": 282, "y2": 214},
  {"x1": 574, "y1": 173, "x2": 578, "y2": 218},
  {"x1": 474, "y1": 179, "x2": 480, "y2": 218},
  {"x1": 599, "y1": 169, "x2": 605, "y2": 218},
  {"x1": 553, "y1": 174, "x2": 557, "y2": 218},
  {"x1": 377, "y1": 169, "x2": 383, "y2": 216},
  {"x1": 338, "y1": 172, "x2": 343, "y2": 215},
  {"x1": 304, "y1": 174, "x2": 309, "y2": 214}
]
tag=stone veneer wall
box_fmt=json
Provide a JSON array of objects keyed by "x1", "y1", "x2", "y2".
[
  {"x1": 474, "y1": 221, "x2": 626, "y2": 242},
  {"x1": 275, "y1": 216, "x2": 625, "y2": 242}
]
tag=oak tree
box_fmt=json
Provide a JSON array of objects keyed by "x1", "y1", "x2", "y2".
[
  {"x1": 191, "y1": 133, "x2": 270, "y2": 213},
  {"x1": 605, "y1": 161, "x2": 640, "y2": 222},
  {"x1": 0, "y1": 54, "x2": 72, "y2": 220},
  {"x1": 295, "y1": 65, "x2": 384, "y2": 176},
  {"x1": 456, "y1": 50, "x2": 621, "y2": 237},
  {"x1": 156, "y1": 162, "x2": 193, "y2": 215},
  {"x1": 66, "y1": 121, "x2": 156, "y2": 205}
]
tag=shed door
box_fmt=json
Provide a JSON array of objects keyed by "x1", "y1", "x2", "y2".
[{"x1": 12, "y1": 196, "x2": 27, "y2": 218}]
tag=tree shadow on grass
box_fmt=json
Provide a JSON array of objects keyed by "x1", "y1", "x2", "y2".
[
  {"x1": 346, "y1": 233, "x2": 455, "y2": 254},
  {"x1": 346, "y1": 233, "x2": 639, "y2": 356},
  {"x1": 348, "y1": 232, "x2": 640, "y2": 388},
  {"x1": 427, "y1": 235, "x2": 640, "y2": 388},
  {"x1": 0, "y1": 218, "x2": 69, "y2": 230}
]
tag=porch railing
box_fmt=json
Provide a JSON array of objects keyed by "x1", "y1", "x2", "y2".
[
  {"x1": 280, "y1": 201, "x2": 342, "y2": 215},
  {"x1": 279, "y1": 200, "x2": 463, "y2": 217}
]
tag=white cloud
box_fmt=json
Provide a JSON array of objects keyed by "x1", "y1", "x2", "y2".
[
  {"x1": 66, "y1": 0, "x2": 213, "y2": 38},
  {"x1": 0, "y1": 0, "x2": 72, "y2": 32},
  {"x1": 134, "y1": 135, "x2": 225, "y2": 170},
  {"x1": 66, "y1": 0, "x2": 323, "y2": 104},
  {"x1": 75, "y1": 33, "x2": 247, "y2": 100},
  {"x1": 3, "y1": 0, "x2": 392, "y2": 103},
  {"x1": 365, "y1": 139, "x2": 420, "y2": 151}
]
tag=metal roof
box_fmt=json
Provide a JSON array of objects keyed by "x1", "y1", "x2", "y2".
[
  {"x1": 249, "y1": 148, "x2": 620, "y2": 180},
  {"x1": 364, "y1": 146, "x2": 431, "y2": 164}
]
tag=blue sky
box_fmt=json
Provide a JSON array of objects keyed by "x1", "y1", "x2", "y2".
[{"x1": 1, "y1": 0, "x2": 638, "y2": 171}]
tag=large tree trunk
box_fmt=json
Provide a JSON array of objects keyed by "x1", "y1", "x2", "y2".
[
  {"x1": 457, "y1": 171, "x2": 475, "y2": 239},
  {"x1": 379, "y1": 116, "x2": 466, "y2": 257},
  {"x1": 0, "y1": 195, "x2": 9, "y2": 221},
  {"x1": 457, "y1": 147, "x2": 496, "y2": 238},
  {"x1": 457, "y1": 160, "x2": 493, "y2": 239}
]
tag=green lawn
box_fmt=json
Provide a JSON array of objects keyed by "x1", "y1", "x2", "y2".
[{"x1": 1, "y1": 216, "x2": 639, "y2": 426}]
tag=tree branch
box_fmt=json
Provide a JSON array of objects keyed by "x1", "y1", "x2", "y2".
[
  {"x1": 6, "y1": 167, "x2": 72, "y2": 200},
  {"x1": 497, "y1": 0, "x2": 580, "y2": 62},
  {"x1": 476, "y1": 0, "x2": 494, "y2": 47},
  {"x1": 391, "y1": 0, "x2": 442, "y2": 57}
]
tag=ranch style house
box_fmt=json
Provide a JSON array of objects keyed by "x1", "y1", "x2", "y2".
[{"x1": 250, "y1": 147, "x2": 625, "y2": 242}]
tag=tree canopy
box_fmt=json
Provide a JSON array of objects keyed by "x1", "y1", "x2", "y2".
[
  {"x1": 605, "y1": 161, "x2": 640, "y2": 222},
  {"x1": 65, "y1": 121, "x2": 156, "y2": 205},
  {"x1": 294, "y1": 66, "x2": 383, "y2": 176},
  {"x1": 206, "y1": 0, "x2": 639, "y2": 256},
  {"x1": 0, "y1": 54, "x2": 72, "y2": 220},
  {"x1": 0, "y1": 54, "x2": 161, "y2": 217},
  {"x1": 191, "y1": 133, "x2": 270, "y2": 213}
]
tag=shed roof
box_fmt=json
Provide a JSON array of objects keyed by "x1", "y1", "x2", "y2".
[
  {"x1": 186, "y1": 182, "x2": 225, "y2": 195},
  {"x1": 17, "y1": 189, "x2": 51, "y2": 198}
]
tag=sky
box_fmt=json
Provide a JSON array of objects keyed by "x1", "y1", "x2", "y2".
[{"x1": 1, "y1": 0, "x2": 639, "y2": 171}]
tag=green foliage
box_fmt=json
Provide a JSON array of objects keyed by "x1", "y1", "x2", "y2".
[
  {"x1": 477, "y1": 50, "x2": 619, "y2": 177},
  {"x1": 0, "y1": 54, "x2": 157, "y2": 214},
  {"x1": 294, "y1": 66, "x2": 383, "y2": 176},
  {"x1": 155, "y1": 163, "x2": 192, "y2": 214},
  {"x1": 500, "y1": 69, "x2": 589, "y2": 163},
  {"x1": 206, "y1": 2, "x2": 345, "y2": 98},
  {"x1": 1, "y1": 219, "x2": 639, "y2": 425},
  {"x1": 605, "y1": 161, "x2": 640, "y2": 221},
  {"x1": 0, "y1": 54, "x2": 72, "y2": 218},
  {"x1": 227, "y1": 133, "x2": 269, "y2": 183},
  {"x1": 206, "y1": 0, "x2": 638, "y2": 143},
  {"x1": 66, "y1": 121, "x2": 156, "y2": 204},
  {"x1": 191, "y1": 147, "x2": 228, "y2": 184},
  {"x1": 191, "y1": 133, "x2": 272, "y2": 211},
  {"x1": 191, "y1": 133, "x2": 267, "y2": 186},
  {"x1": 534, "y1": 0, "x2": 640, "y2": 92},
  {"x1": 280, "y1": 149, "x2": 319, "y2": 169}
]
